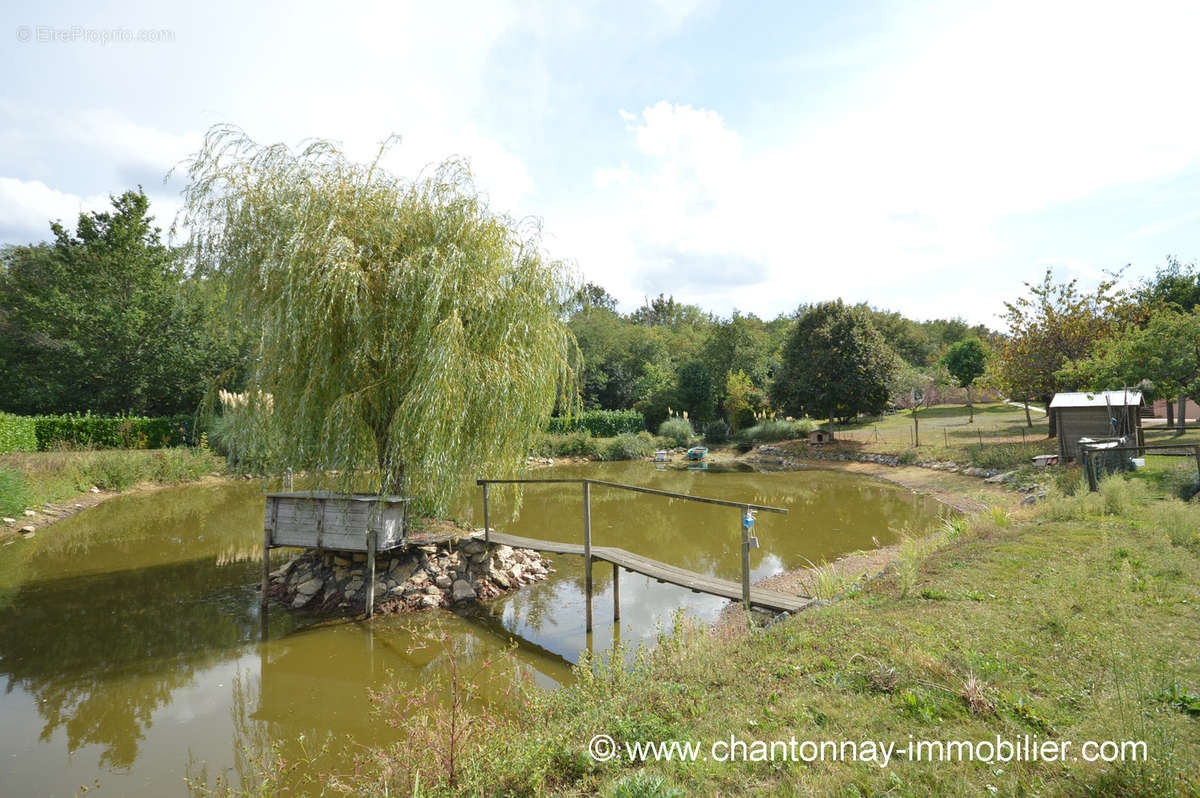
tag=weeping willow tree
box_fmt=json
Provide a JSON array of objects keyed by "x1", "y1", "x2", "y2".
[{"x1": 179, "y1": 126, "x2": 578, "y2": 515}]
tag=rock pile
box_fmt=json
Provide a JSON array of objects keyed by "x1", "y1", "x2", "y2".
[{"x1": 267, "y1": 534, "x2": 553, "y2": 615}]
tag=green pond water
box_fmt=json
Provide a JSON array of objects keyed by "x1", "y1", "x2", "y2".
[{"x1": 0, "y1": 461, "x2": 943, "y2": 795}]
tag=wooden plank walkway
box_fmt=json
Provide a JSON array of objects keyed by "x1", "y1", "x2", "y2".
[{"x1": 488, "y1": 531, "x2": 813, "y2": 613}]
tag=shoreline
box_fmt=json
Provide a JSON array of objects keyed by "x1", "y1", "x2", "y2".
[
  {"x1": 727, "y1": 449, "x2": 1024, "y2": 617},
  {"x1": 1, "y1": 474, "x2": 233, "y2": 543}
]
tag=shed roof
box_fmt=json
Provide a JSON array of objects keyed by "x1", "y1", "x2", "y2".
[{"x1": 1049, "y1": 390, "x2": 1143, "y2": 409}]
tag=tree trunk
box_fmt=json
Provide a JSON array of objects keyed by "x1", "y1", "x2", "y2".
[
  {"x1": 1167, "y1": 398, "x2": 1175, "y2": 429},
  {"x1": 1178, "y1": 394, "x2": 1188, "y2": 437},
  {"x1": 913, "y1": 411, "x2": 920, "y2": 447},
  {"x1": 828, "y1": 402, "x2": 836, "y2": 441},
  {"x1": 1024, "y1": 397, "x2": 1032, "y2": 428},
  {"x1": 967, "y1": 385, "x2": 974, "y2": 423},
  {"x1": 374, "y1": 428, "x2": 403, "y2": 495}
]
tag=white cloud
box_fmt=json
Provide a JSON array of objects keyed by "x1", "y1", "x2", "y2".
[
  {"x1": 0, "y1": 178, "x2": 111, "y2": 241},
  {"x1": 558, "y1": 2, "x2": 1200, "y2": 324}
]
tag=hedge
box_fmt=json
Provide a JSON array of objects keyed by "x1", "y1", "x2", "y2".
[
  {"x1": 0, "y1": 412, "x2": 38, "y2": 454},
  {"x1": 546, "y1": 409, "x2": 645, "y2": 437},
  {"x1": 30, "y1": 413, "x2": 207, "y2": 450}
]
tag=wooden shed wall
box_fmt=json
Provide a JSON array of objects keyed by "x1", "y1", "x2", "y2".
[
  {"x1": 1056, "y1": 407, "x2": 1142, "y2": 460},
  {"x1": 265, "y1": 495, "x2": 406, "y2": 551}
]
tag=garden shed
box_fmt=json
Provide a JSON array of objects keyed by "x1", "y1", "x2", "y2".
[{"x1": 1049, "y1": 390, "x2": 1144, "y2": 461}]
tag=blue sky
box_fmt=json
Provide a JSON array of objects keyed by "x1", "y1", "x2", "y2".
[{"x1": 3, "y1": 0, "x2": 1199, "y2": 327}]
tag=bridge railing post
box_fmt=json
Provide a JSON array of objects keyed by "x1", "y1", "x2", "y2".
[
  {"x1": 740, "y1": 504, "x2": 751, "y2": 621},
  {"x1": 583, "y1": 481, "x2": 593, "y2": 634}
]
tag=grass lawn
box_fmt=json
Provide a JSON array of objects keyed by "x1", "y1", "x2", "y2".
[
  {"x1": 438, "y1": 475, "x2": 1198, "y2": 797},
  {"x1": 793, "y1": 402, "x2": 1057, "y2": 471},
  {"x1": 836, "y1": 401, "x2": 1049, "y2": 448}
]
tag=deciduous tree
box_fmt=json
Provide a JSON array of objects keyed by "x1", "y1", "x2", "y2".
[
  {"x1": 941, "y1": 338, "x2": 988, "y2": 422},
  {"x1": 770, "y1": 301, "x2": 898, "y2": 433}
]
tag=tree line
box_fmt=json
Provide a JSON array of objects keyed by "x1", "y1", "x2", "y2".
[
  {"x1": 0, "y1": 189, "x2": 249, "y2": 417},
  {"x1": 2, "y1": 187, "x2": 1196, "y2": 442}
]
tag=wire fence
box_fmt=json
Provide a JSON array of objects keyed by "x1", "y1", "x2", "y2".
[{"x1": 833, "y1": 422, "x2": 1052, "y2": 450}]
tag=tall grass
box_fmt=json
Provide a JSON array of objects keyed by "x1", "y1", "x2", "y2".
[
  {"x1": 0, "y1": 448, "x2": 226, "y2": 509},
  {"x1": 0, "y1": 466, "x2": 30, "y2": 517},
  {"x1": 800, "y1": 558, "x2": 856, "y2": 601},
  {"x1": 967, "y1": 441, "x2": 1055, "y2": 469},
  {"x1": 1146, "y1": 500, "x2": 1200, "y2": 549},
  {"x1": 738, "y1": 418, "x2": 816, "y2": 443}
]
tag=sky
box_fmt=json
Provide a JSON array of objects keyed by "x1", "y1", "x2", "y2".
[{"x1": 2, "y1": 0, "x2": 1200, "y2": 328}]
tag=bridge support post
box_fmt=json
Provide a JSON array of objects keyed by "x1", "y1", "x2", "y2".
[
  {"x1": 740, "y1": 505, "x2": 751, "y2": 622},
  {"x1": 612, "y1": 562, "x2": 620, "y2": 623},
  {"x1": 366, "y1": 529, "x2": 377, "y2": 617},
  {"x1": 583, "y1": 481, "x2": 593, "y2": 634}
]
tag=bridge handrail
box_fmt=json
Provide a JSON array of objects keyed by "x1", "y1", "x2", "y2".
[{"x1": 474, "y1": 477, "x2": 787, "y2": 514}]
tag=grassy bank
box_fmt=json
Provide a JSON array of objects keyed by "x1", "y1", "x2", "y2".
[
  {"x1": 0, "y1": 447, "x2": 226, "y2": 518},
  {"x1": 269, "y1": 473, "x2": 1200, "y2": 797},
  {"x1": 819, "y1": 402, "x2": 1057, "y2": 469}
]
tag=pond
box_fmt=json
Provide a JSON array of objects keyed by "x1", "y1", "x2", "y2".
[{"x1": 0, "y1": 461, "x2": 944, "y2": 795}]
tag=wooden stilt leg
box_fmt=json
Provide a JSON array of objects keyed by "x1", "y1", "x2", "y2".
[
  {"x1": 366, "y1": 530, "x2": 377, "y2": 617},
  {"x1": 583, "y1": 482, "x2": 593, "y2": 634},
  {"x1": 613, "y1": 562, "x2": 620, "y2": 623}
]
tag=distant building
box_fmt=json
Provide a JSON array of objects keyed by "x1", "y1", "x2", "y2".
[
  {"x1": 1049, "y1": 390, "x2": 1144, "y2": 461},
  {"x1": 1146, "y1": 398, "x2": 1199, "y2": 421}
]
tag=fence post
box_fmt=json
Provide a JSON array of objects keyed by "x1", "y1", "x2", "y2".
[
  {"x1": 482, "y1": 482, "x2": 491, "y2": 544},
  {"x1": 583, "y1": 481, "x2": 593, "y2": 635}
]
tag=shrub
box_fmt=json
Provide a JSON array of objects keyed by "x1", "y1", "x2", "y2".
[
  {"x1": 0, "y1": 466, "x2": 30, "y2": 517},
  {"x1": 0, "y1": 413, "x2": 37, "y2": 454},
  {"x1": 599, "y1": 432, "x2": 656, "y2": 461},
  {"x1": 657, "y1": 417, "x2": 694, "y2": 448},
  {"x1": 702, "y1": 419, "x2": 730, "y2": 445},
  {"x1": 33, "y1": 413, "x2": 206, "y2": 450},
  {"x1": 737, "y1": 418, "x2": 816, "y2": 443},
  {"x1": 531, "y1": 431, "x2": 598, "y2": 458},
  {"x1": 546, "y1": 410, "x2": 645, "y2": 437}
]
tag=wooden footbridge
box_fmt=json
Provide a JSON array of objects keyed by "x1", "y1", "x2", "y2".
[{"x1": 477, "y1": 478, "x2": 813, "y2": 631}]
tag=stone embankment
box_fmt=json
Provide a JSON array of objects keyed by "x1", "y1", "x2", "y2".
[
  {"x1": 750, "y1": 445, "x2": 1011, "y2": 479},
  {"x1": 268, "y1": 534, "x2": 553, "y2": 614}
]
